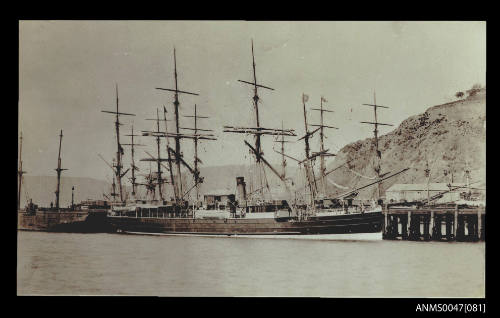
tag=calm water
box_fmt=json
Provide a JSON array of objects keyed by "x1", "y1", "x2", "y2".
[{"x1": 17, "y1": 231, "x2": 485, "y2": 297}]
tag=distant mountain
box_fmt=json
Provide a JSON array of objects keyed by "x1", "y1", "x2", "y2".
[{"x1": 325, "y1": 88, "x2": 486, "y2": 199}]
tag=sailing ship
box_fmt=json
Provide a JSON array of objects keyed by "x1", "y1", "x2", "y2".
[
  {"x1": 107, "y1": 42, "x2": 408, "y2": 236},
  {"x1": 17, "y1": 130, "x2": 111, "y2": 232},
  {"x1": 302, "y1": 92, "x2": 405, "y2": 216}
]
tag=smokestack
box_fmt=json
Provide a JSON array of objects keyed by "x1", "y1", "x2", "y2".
[{"x1": 236, "y1": 177, "x2": 247, "y2": 204}]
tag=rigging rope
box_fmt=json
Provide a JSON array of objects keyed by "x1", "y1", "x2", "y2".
[
  {"x1": 262, "y1": 163, "x2": 270, "y2": 199},
  {"x1": 348, "y1": 168, "x2": 376, "y2": 180},
  {"x1": 327, "y1": 178, "x2": 349, "y2": 190}
]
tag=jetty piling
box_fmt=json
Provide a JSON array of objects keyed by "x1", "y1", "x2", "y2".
[
  {"x1": 382, "y1": 204, "x2": 485, "y2": 241},
  {"x1": 447, "y1": 212, "x2": 456, "y2": 241},
  {"x1": 422, "y1": 214, "x2": 431, "y2": 241}
]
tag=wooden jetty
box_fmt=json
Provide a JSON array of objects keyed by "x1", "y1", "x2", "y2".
[{"x1": 382, "y1": 204, "x2": 485, "y2": 241}]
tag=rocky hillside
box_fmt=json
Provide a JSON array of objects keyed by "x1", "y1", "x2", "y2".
[{"x1": 326, "y1": 88, "x2": 486, "y2": 199}]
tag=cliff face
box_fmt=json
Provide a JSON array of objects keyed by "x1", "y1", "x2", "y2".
[{"x1": 326, "y1": 89, "x2": 486, "y2": 199}]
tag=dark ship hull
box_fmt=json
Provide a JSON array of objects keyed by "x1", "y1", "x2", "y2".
[
  {"x1": 18, "y1": 209, "x2": 113, "y2": 233},
  {"x1": 107, "y1": 211, "x2": 383, "y2": 235}
]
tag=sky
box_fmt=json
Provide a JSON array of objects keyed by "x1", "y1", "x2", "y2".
[{"x1": 19, "y1": 21, "x2": 486, "y2": 181}]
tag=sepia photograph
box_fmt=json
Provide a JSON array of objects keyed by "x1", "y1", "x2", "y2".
[{"x1": 17, "y1": 20, "x2": 486, "y2": 298}]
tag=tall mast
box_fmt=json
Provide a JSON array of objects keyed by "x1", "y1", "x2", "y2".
[
  {"x1": 303, "y1": 95, "x2": 310, "y2": 158},
  {"x1": 360, "y1": 91, "x2": 393, "y2": 200},
  {"x1": 156, "y1": 48, "x2": 200, "y2": 201},
  {"x1": 163, "y1": 107, "x2": 177, "y2": 202},
  {"x1": 173, "y1": 49, "x2": 183, "y2": 197},
  {"x1": 311, "y1": 96, "x2": 337, "y2": 196},
  {"x1": 249, "y1": 40, "x2": 265, "y2": 198},
  {"x1": 280, "y1": 121, "x2": 286, "y2": 178},
  {"x1": 224, "y1": 40, "x2": 295, "y2": 202},
  {"x1": 115, "y1": 85, "x2": 123, "y2": 201},
  {"x1": 18, "y1": 132, "x2": 26, "y2": 210},
  {"x1": 54, "y1": 129, "x2": 67, "y2": 210},
  {"x1": 373, "y1": 92, "x2": 381, "y2": 199},
  {"x1": 425, "y1": 158, "x2": 431, "y2": 205},
  {"x1": 130, "y1": 127, "x2": 138, "y2": 196},
  {"x1": 111, "y1": 170, "x2": 118, "y2": 203},
  {"x1": 142, "y1": 115, "x2": 214, "y2": 204},
  {"x1": 194, "y1": 104, "x2": 199, "y2": 201},
  {"x1": 101, "y1": 84, "x2": 136, "y2": 203},
  {"x1": 319, "y1": 98, "x2": 325, "y2": 186},
  {"x1": 464, "y1": 160, "x2": 471, "y2": 195},
  {"x1": 142, "y1": 109, "x2": 172, "y2": 201},
  {"x1": 251, "y1": 40, "x2": 262, "y2": 163},
  {"x1": 129, "y1": 126, "x2": 138, "y2": 197},
  {"x1": 183, "y1": 104, "x2": 214, "y2": 203},
  {"x1": 123, "y1": 125, "x2": 144, "y2": 198},
  {"x1": 156, "y1": 109, "x2": 164, "y2": 200},
  {"x1": 272, "y1": 120, "x2": 295, "y2": 183},
  {"x1": 71, "y1": 186, "x2": 75, "y2": 210},
  {"x1": 301, "y1": 94, "x2": 317, "y2": 204}
]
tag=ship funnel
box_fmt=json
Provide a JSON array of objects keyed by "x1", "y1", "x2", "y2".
[{"x1": 236, "y1": 177, "x2": 247, "y2": 203}]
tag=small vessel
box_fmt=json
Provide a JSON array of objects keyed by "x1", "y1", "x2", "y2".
[
  {"x1": 18, "y1": 199, "x2": 112, "y2": 232},
  {"x1": 17, "y1": 130, "x2": 112, "y2": 232}
]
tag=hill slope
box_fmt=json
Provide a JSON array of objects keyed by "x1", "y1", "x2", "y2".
[{"x1": 326, "y1": 89, "x2": 486, "y2": 199}]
